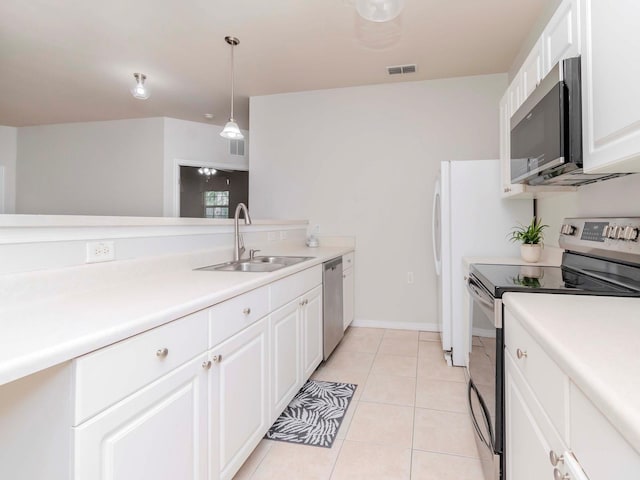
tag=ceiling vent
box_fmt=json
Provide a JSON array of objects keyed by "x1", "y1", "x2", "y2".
[{"x1": 387, "y1": 64, "x2": 417, "y2": 76}]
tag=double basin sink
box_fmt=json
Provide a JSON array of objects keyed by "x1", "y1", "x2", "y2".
[{"x1": 196, "y1": 255, "x2": 314, "y2": 273}]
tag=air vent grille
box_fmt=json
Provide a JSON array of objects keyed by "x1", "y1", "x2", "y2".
[
  {"x1": 387, "y1": 64, "x2": 417, "y2": 76},
  {"x1": 230, "y1": 139, "x2": 245, "y2": 156}
]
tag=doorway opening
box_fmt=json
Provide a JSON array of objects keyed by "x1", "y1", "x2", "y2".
[{"x1": 179, "y1": 166, "x2": 248, "y2": 219}]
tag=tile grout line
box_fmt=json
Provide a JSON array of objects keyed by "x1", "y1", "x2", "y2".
[{"x1": 327, "y1": 327, "x2": 383, "y2": 480}]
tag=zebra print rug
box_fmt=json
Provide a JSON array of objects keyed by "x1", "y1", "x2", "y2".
[{"x1": 265, "y1": 380, "x2": 357, "y2": 448}]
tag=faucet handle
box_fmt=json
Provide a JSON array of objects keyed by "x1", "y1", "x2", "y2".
[{"x1": 249, "y1": 249, "x2": 261, "y2": 260}]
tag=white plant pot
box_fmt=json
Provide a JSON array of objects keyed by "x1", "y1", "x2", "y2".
[{"x1": 520, "y1": 244, "x2": 542, "y2": 263}]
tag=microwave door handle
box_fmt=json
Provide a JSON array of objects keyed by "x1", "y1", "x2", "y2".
[{"x1": 467, "y1": 277, "x2": 494, "y2": 309}]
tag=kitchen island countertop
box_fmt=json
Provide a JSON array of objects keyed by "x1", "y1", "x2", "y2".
[{"x1": 0, "y1": 244, "x2": 353, "y2": 387}]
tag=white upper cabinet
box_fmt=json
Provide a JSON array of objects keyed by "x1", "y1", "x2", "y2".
[
  {"x1": 499, "y1": 0, "x2": 581, "y2": 198},
  {"x1": 542, "y1": 0, "x2": 580, "y2": 76},
  {"x1": 580, "y1": 0, "x2": 640, "y2": 173},
  {"x1": 521, "y1": 38, "x2": 543, "y2": 101}
]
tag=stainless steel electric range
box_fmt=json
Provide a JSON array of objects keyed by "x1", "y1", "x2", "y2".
[{"x1": 466, "y1": 217, "x2": 640, "y2": 480}]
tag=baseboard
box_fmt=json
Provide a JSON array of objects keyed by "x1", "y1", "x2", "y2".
[{"x1": 350, "y1": 318, "x2": 440, "y2": 332}]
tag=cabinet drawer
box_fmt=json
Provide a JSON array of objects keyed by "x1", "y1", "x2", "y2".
[
  {"x1": 209, "y1": 285, "x2": 270, "y2": 347},
  {"x1": 342, "y1": 251, "x2": 355, "y2": 269},
  {"x1": 504, "y1": 308, "x2": 569, "y2": 441},
  {"x1": 73, "y1": 309, "x2": 209, "y2": 425},
  {"x1": 270, "y1": 265, "x2": 322, "y2": 311}
]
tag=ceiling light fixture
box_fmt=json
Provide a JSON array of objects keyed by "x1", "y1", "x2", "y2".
[
  {"x1": 198, "y1": 167, "x2": 217, "y2": 176},
  {"x1": 131, "y1": 73, "x2": 150, "y2": 100},
  {"x1": 220, "y1": 36, "x2": 244, "y2": 140},
  {"x1": 356, "y1": 0, "x2": 405, "y2": 22}
]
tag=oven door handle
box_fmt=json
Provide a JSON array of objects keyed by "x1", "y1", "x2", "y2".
[
  {"x1": 467, "y1": 276, "x2": 494, "y2": 310},
  {"x1": 468, "y1": 380, "x2": 495, "y2": 451}
]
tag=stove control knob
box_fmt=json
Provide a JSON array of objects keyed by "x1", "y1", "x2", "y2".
[
  {"x1": 602, "y1": 225, "x2": 611, "y2": 237},
  {"x1": 617, "y1": 226, "x2": 628, "y2": 240},
  {"x1": 560, "y1": 224, "x2": 576, "y2": 235},
  {"x1": 624, "y1": 226, "x2": 639, "y2": 241},
  {"x1": 608, "y1": 226, "x2": 619, "y2": 239}
]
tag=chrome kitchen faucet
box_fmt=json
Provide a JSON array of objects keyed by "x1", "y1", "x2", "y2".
[{"x1": 233, "y1": 203, "x2": 252, "y2": 262}]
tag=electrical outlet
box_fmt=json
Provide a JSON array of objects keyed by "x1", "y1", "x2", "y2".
[
  {"x1": 407, "y1": 272, "x2": 414, "y2": 284},
  {"x1": 267, "y1": 232, "x2": 276, "y2": 242},
  {"x1": 280, "y1": 230, "x2": 287, "y2": 240},
  {"x1": 86, "y1": 241, "x2": 115, "y2": 263}
]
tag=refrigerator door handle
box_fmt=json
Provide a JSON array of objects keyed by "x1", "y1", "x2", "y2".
[{"x1": 432, "y1": 180, "x2": 441, "y2": 275}]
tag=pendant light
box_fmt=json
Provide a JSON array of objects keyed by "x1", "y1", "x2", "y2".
[
  {"x1": 131, "y1": 73, "x2": 150, "y2": 100},
  {"x1": 356, "y1": 0, "x2": 405, "y2": 22},
  {"x1": 220, "y1": 36, "x2": 244, "y2": 140}
]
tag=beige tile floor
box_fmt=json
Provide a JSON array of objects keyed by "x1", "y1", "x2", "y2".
[{"x1": 233, "y1": 327, "x2": 484, "y2": 480}]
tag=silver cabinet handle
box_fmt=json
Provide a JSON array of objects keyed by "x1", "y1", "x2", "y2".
[
  {"x1": 202, "y1": 360, "x2": 212, "y2": 370},
  {"x1": 553, "y1": 468, "x2": 569, "y2": 480},
  {"x1": 549, "y1": 450, "x2": 564, "y2": 466},
  {"x1": 212, "y1": 354, "x2": 222, "y2": 363},
  {"x1": 299, "y1": 300, "x2": 305, "y2": 306},
  {"x1": 516, "y1": 348, "x2": 527, "y2": 359},
  {"x1": 304, "y1": 299, "x2": 309, "y2": 305},
  {"x1": 243, "y1": 307, "x2": 251, "y2": 315},
  {"x1": 156, "y1": 348, "x2": 169, "y2": 358}
]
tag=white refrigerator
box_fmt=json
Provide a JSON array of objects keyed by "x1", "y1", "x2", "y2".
[{"x1": 433, "y1": 159, "x2": 531, "y2": 366}]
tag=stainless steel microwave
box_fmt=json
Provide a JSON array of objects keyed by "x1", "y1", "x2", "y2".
[
  {"x1": 510, "y1": 57, "x2": 581, "y2": 185},
  {"x1": 510, "y1": 57, "x2": 626, "y2": 186}
]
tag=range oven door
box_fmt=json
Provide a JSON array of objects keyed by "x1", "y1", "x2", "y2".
[{"x1": 467, "y1": 275, "x2": 502, "y2": 480}]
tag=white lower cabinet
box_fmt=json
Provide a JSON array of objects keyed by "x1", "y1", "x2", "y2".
[
  {"x1": 73, "y1": 353, "x2": 209, "y2": 480},
  {"x1": 505, "y1": 352, "x2": 568, "y2": 480},
  {"x1": 14, "y1": 263, "x2": 329, "y2": 480},
  {"x1": 301, "y1": 285, "x2": 323, "y2": 380},
  {"x1": 270, "y1": 299, "x2": 301, "y2": 422},
  {"x1": 342, "y1": 265, "x2": 354, "y2": 330},
  {"x1": 209, "y1": 317, "x2": 270, "y2": 480}
]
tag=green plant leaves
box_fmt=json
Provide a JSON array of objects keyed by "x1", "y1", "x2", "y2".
[{"x1": 509, "y1": 217, "x2": 549, "y2": 245}]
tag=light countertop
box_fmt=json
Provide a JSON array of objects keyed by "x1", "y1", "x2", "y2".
[
  {"x1": 463, "y1": 246, "x2": 564, "y2": 269},
  {"x1": 0, "y1": 244, "x2": 353, "y2": 387},
  {"x1": 504, "y1": 292, "x2": 640, "y2": 454}
]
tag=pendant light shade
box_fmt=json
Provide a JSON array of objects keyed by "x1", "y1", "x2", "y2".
[
  {"x1": 220, "y1": 36, "x2": 244, "y2": 140},
  {"x1": 356, "y1": 0, "x2": 405, "y2": 22},
  {"x1": 131, "y1": 73, "x2": 150, "y2": 100}
]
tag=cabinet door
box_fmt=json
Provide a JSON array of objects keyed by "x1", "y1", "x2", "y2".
[
  {"x1": 505, "y1": 353, "x2": 567, "y2": 480},
  {"x1": 542, "y1": 0, "x2": 579, "y2": 75},
  {"x1": 210, "y1": 317, "x2": 269, "y2": 480},
  {"x1": 302, "y1": 285, "x2": 323, "y2": 380},
  {"x1": 500, "y1": 92, "x2": 525, "y2": 198},
  {"x1": 73, "y1": 354, "x2": 209, "y2": 480},
  {"x1": 342, "y1": 267, "x2": 354, "y2": 331},
  {"x1": 270, "y1": 300, "x2": 301, "y2": 421},
  {"x1": 581, "y1": 0, "x2": 640, "y2": 173},
  {"x1": 521, "y1": 39, "x2": 543, "y2": 101}
]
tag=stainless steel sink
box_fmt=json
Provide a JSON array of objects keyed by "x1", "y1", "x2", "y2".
[
  {"x1": 196, "y1": 255, "x2": 313, "y2": 273},
  {"x1": 250, "y1": 255, "x2": 314, "y2": 266}
]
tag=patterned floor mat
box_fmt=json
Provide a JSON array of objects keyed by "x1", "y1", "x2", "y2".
[{"x1": 265, "y1": 380, "x2": 358, "y2": 448}]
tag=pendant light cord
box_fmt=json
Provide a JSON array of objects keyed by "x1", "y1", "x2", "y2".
[{"x1": 230, "y1": 42, "x2": 235, "y2": 121}]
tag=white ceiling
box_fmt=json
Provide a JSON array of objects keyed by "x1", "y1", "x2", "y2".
[{"x1": 0, "y1": 0, "x2": 553, "y2": 129}]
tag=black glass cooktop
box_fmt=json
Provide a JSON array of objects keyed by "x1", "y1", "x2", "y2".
[{"x1": 470, "y1": 263, "x2": 639, "y2": 298}]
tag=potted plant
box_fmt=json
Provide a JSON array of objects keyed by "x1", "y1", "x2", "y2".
[{"x1": 509, "y1": 217, "x2": 548, "y2": 263}]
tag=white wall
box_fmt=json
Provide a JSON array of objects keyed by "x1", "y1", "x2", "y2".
[
  {"x1": 250, "y1": 74, "x2": 507, "y2": 328},
  {"x1": 17, "y1": 118, "x2": 165, "y2": 216},
  {"x1": 0, "y1": 126, "x2": 17, "y2": 213},
  {"x1": 162, "y1": 118, "x2": 249, "y2": 216},
  {"x1": 538, "y1": 174, "x2": 640, "y2": 247}
]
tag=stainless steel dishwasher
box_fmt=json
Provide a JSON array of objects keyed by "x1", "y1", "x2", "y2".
[{"x1": 323, "y1": 257, "x2": 344, "y2": 360}]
